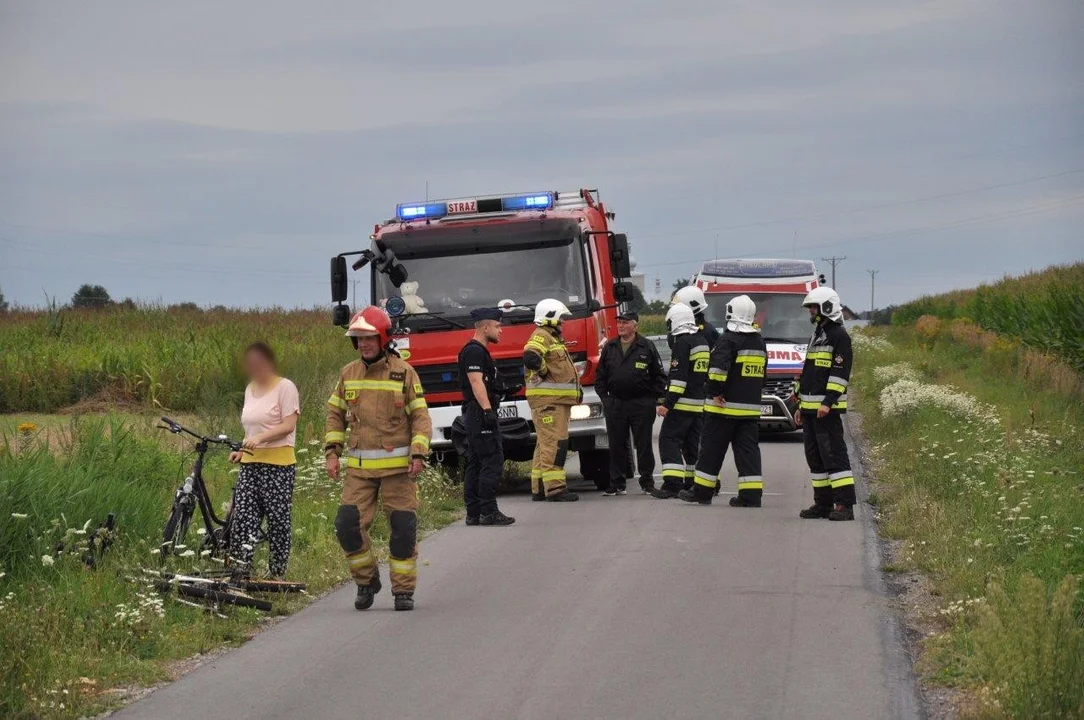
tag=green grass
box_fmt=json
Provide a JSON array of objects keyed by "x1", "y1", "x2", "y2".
[
  {"x1": 889, "y1": 262, "x2": 1084, "y2": 370},
  {"x1": 852, "y1": 327, "x2": 1084, "y2": 718},
  {"x1": 0, "y1": 415, "x2": 462, "y2": 719}
]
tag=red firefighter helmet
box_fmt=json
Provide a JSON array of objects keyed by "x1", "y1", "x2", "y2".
[{"x1": 345, "y1": 306, "x2": 393, "y2": 348}]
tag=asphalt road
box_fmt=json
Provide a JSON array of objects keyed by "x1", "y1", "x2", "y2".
[{"x1": 116, "y1": 425, "x2": 919, "y2": 720}]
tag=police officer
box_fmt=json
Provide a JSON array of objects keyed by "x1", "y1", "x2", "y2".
[
  {"x1": 793, "y1": 286, "x2": 855, "y2": 522},
  {"x1": 596, "y1": 310, "x2": 667, "y2": 495},
  {"x1": 680, "y1": 295, "x2": 767, "y2": 506},
  {"x1": 652, "y1": 303, "x2": 710, "y2": 498},
  {"x1": 523, "y1": 299, "x2": 581, "y2": 502},
  {"x1": 459, "y1": 307, "x2": 517, "y2": 527},
  {"x1": 673, "y1": 285, "x2": 720, "y2": 349},
  {"x1": 325, "y1": 306, "x2": 433, "y2": 612}
]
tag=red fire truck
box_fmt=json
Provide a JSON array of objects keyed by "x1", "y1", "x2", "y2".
[
  {"x1": 329, "y1": 189, "x2": 635, "y2": 489},
  {"x1": 692, "y1": 259, "x2": 826, "y2": 431}
]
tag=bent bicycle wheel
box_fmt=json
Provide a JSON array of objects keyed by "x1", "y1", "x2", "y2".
[{"x1": 174, "y1": 582, "x2": 273, "y2": 611}]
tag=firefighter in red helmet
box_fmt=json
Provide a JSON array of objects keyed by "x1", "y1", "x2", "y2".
[{"x1": 325, "y1": 307, "x2": 432, "y2": 611}]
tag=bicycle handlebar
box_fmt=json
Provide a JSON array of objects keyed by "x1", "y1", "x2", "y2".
[{"x1": 159, "y1": 416, "x2": 247, "y2": 453}]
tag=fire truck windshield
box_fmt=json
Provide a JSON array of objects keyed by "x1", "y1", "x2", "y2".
[
  {"x1": 373, "y1": 237, "x2": 588, "y2": 328},
  {"x1": 703, "y1": 292, "x2": 810, "y2": 344}
]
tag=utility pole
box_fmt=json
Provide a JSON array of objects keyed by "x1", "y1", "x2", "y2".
[
  {"x1": 351, "y1": 280, "x2": 358, "y2": 310},
  {"x1": 821, "y1": 255, "x2": 846, "y2": 288},
  {"x1": 867, "y1": 269, "x2": 879, "y2": 321}
]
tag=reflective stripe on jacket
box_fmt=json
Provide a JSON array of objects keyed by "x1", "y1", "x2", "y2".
[
  {"x1": 523, "y1": 326, "x2": 581, "y2": 406},
  {"x1": 324, "y1": 353, "x2": 433, "y2": 477},
  {"x1": 704, "y1": 330, "x2": 767, "y2": 417},
  {"x1": 663, "y1": 332, "x2": 708, "y2": 412},
  {"x1": 795, "y1": 320, "x2": 853, "y2": 413}
]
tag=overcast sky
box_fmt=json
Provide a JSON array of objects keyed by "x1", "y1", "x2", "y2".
[{"x1": 1, "y1": 0, "x2": 1082, "y2": 310}]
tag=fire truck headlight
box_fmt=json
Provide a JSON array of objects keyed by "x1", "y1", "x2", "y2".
[{"x1": 570, "y1": 403, "x2": 603, "y2": 421}]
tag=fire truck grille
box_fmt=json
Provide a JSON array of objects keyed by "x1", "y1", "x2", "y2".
[{"x1": 415, "y1": 359, "x2": 527, "y2": 398}]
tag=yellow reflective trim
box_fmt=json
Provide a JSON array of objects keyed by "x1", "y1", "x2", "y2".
[
  {"x1": 810, "y1": 479, "x2": 832, "y2": 488},
  {"x1": 667, "y1": 384, "x2": 686, "y2": 395},
  {"x1": 328, "y1": 394, "x2": 347, "y2": 410},
  {"x1": 741, "y1": 356, "x2": 767, "y2": 366},
  {"x1": 826, "y1": 382, "x2": 847, "y2": 394},
  {"x1": 737, "y1": 480, "x2": 763, "y2": 490},
  {"x1": 324, "y1": 431, "x2": 346, "y2": 444},
  {"x1": 799, "y1": 400, "x2": 824, "y2": 411},
  {"x1": 526, "y1": 388, "x2": 579, "y2": 397},
  {"x1": 389, "y1": 558, "x2": 417, "y2": 577},
  {"x1": 406, "y1": 398, "x2": 428, "y2": 413},
  {"x1": 806, "y1": 352, "x2": 833, "y2": 360},
  {"x1": 345, "y1": 456, "x2": 411, "y2": 470},
  {"x1": 830, "y1": 476, "x2": 855, "y2": 488},
  {"x1": 690, "y1": 351, "x2": 711, "y2": 360},
  {"x1": 708, "y1": 372, "x2": 728, "y2": 382},
  {"x1": 673, "y1": 402, "x2": 705, "y2": 413},
  {"x1": 662, "y1": 469, "x2": 686, "y2": 478},
  {"x1": 705, "y1": 405, "x2": 760, "y2": 416},
  {"x1": 345, "y1": 379, "x2": 402, "y2": 392},
  {"x1": 347, "y1": 549, "x2": 374, "y2": 569},
  {"x1": 411, "y1": 434, "x2": 430, "y2": 450},
  {"x1": 694, "y1": 475, "x2": 717, "y2": 488}
]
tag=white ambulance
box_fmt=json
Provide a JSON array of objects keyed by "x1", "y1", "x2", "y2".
[{"x1": 691, "y1": 259, "x2": 825, "y2": 431}]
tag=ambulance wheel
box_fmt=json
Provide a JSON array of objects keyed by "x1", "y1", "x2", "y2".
[{"x1": 578, "y1": 449, "x2": 611, "y2": 491}]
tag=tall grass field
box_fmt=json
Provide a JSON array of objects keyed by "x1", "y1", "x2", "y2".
[
  {"x1": 889, "y1": 262, "x2": 1084, "y2": 371},
  {"x1": 853, "y1": 321, "x2": 1084, "y2": 718}
]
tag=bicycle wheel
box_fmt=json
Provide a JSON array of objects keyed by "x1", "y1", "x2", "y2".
[
  {"x1": 173, "y1": 581, "x2": 273, "y2": 611},
  {"x1": 236, "y1": 578, "x2": 307, "y2": 593},
  {"x1": 161, "y1": 497, "x2": 194, "y2": 561}
]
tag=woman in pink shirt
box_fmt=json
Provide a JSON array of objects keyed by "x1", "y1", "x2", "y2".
[{"x1": 227, "y1": 342, "x2": 300, "y2": 578}]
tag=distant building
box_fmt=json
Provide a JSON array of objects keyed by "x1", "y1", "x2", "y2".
[{"x1": 841, "y1": 305, "x2": 860, "y2": 321}]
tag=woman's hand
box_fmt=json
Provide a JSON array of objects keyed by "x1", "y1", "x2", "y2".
[
  {"x1": 242, "y1": 434, "x2": 262, "y2": 450},
  {"x1": 228, "y1": 451, "x2": 244, "y2": 464}
]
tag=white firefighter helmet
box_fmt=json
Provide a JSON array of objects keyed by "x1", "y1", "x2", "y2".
[
  {"x1": 665, "y1": 302, "x2": 698, "y2": 336},
  {"x1": 672, "y1": 284, "x2": 707, "y2": 315},
  {"x1": 534, "y1": 298, "x2": 572, "y2": 326},
  {"x1": 803, "y1": 286, "x2": 843, "y2": 323},
  {"x1": 725, "y1": 294, "x2": 757, "y2": 333}
]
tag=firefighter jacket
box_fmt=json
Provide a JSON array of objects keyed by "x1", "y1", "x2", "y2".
[
  {"x1": 794, "y1": 319, "x2": 852, "y2": 413},
  {"x1": 705, "y1": 330, "x2": 767, "y2": 418},
  {"x1": 595, "y1": 334, "x2": 667, "y2": 402},
  {"x1": 324, "y1": 352, "x2": 433, "y2": 477},
  {"x1": 662, "y1": 332, "x2": 709, "y2": 413},
  {"x1": 698, "y1": 317, "x2": 721, "y2": 350},
  {"x1": 523, "y1": 325, "x2": 582, "y2": 406}
]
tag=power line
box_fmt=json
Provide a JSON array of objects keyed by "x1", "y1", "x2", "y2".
[
  {"x1": 867, "y1": 269, "x2": 880, "y2": 319},
  {"x1": 821, "y1": 256, "x2": 845, "y2": 288}
]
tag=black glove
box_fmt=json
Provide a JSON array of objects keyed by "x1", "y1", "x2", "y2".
[
  {"x1": 502, "y1": 383, "x2": 524, "y2": 399},
  {"x1": 482, "y1": 409, "x2": 499, "y2": 432}
]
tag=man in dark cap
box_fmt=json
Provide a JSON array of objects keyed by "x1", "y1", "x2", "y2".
[
  {"x1": 595, "y1": 310, "x2": 667, "y2": 495},
  {"x1": 458, "y1": 307, "x2": 517, "y2": 526}
]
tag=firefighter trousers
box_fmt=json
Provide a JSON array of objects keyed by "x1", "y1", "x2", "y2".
[
  {"x1": 802, "y1": 411, "x2": 856, "y2": 507},
  {"x1": 334, "y1": 471, "x2": 419, "y2": 594},
  {"x1": 604, "y1": 397, "x2": 656, "y2": 489},
  {"x1": 692, "y1": 416, "x2": 762, "y2": 502},
  {"x1": 530, "y1": 403, "x2": 571, "y2": 497},
  {"x1": 658, "y1": 409, "x2": 702, "y2": 491},
  {"x1": 463, "y1": 402, "x2": 503, "y2": 518}
]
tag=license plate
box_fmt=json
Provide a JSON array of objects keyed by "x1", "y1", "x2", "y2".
[
  {"x1": 761, "y1": 404, "x2": 775, "y2": 416},
  {"x1": 497, "y1": 405, "x2": 518, "y2": 419}
]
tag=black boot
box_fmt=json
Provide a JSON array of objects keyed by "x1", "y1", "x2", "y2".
[
  {"x1": 639, "y1": 479, "x2": 655, "y2": 494},
  {"x1": 532, "y1": 487, "x2": 546, "y2": 502},
  {"x1": 829, "y1": 504, "x2": 855, "y2": 521},
  {"x1": 730, "y1": 491, "x2": 762, "y2": 508},
  {"x1": 678, "y1": 487, "x2": 712, "y2": 505},
  {"x1": 480, "y1": 510, "x2": 516, "y2": 526},
  {"x1": 799, "y1": 504, "x2": 833, "y2": 519},
  {"x1": 545, "y1": 491, "x2": 579, "y2": 502},
  {"x1": 394, "y1": 593, "x2": 414, "y2": 611},
  {"x1": 650, "y1": 482, "x2": 682, "y2": 499},
  {"x1": 465, "y1": 516, "x2": 480, "y2": 526}
]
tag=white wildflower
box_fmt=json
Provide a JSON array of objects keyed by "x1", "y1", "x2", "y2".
[
  {"x1": 41, "y1": 555, "x2": 55, "y2": 567},
  {"x1": 179, "y1": 550, "x2": 196, "y2": 558},
  {"x1": 10, "y1": 513, "x2": 28, "y2": 520}
]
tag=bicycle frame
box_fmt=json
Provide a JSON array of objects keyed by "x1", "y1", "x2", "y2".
[{"x1": 181, "y1": 439, "x2": 229, "y2": 543}]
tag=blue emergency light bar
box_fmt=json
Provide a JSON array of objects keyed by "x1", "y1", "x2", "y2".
[{"x1": 395, "y1": 192, "x2": 554, "y2": 222}]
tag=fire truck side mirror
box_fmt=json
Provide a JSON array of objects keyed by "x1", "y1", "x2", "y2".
[
  {"x1": 609, "y1": 234, "x2": 632, "y2": 279},
  {"x1": 331, "y1": 256, "x2": 349, "y2": 303},
  {"x1": 332, "y1": 304, "x2": 352, "y2": 327},
  {"x1": 613, "y1": 281, "x2": 634, "y2": 303}
]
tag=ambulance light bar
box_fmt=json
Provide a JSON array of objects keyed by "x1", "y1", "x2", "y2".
[
  {"x1": 396, "y1": 192, "x2": 554, "y2": 222},
  {"x1": 701, "y1": 258, "x2": 817, "y2": 279}
]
